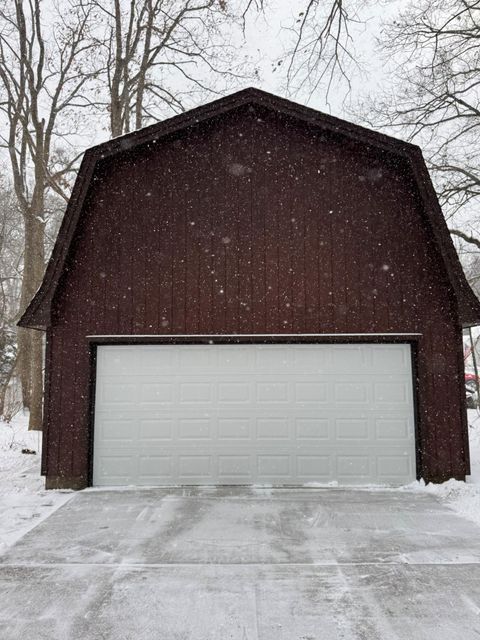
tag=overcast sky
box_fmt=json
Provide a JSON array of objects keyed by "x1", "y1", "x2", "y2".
[
  {"x1": 84, "y1": 1, "x2": 401, "y2": 148},
  {"x1": 236, "y1": 1, "x2": 401, "y2": 121}
]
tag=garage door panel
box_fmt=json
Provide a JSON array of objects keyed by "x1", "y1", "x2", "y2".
[
  {"x1": 295, "y1": 418, "x2": 330, "y2": 440},
  {"x1": 97, "y1": 346, "x2": 137, "y2": 375},
  {"x1": 374, "y1": 381, "x2": 410, "y2": 405},
  {"x1": 139, "y1": 348, "x2": 177, "y2": 373},
  {"x1": 296, "y1": 455, "x2": 332, "y2": 479},
  {"x1": 256, "y1": 381, "x2": 289, "y2": 403},
  {"x1": 93, "y1": 344, "x2": 416, "y2": 486},
  {"x1": 376, "y1": 455, "x2": 412, "y2": 479},
  {"x1": 94, "y1": 448, "x2": 415, "y2": 486},
  {"x1": 140, "y1": 382, "x2": 174, "y2": 404},
  {"x1": 178, "y1": 418, "x2": 212, "y2": 440},
  {"x1": 335, "y1": 418, "x2": 370, "y2": 440},
  {"x1": 178, "y1": 382, "x2": 213, "y2": 404},
  {"x1": 95, "y1": 454, "x2": 137, "y2": 483},
  {"x1": 375, "y1": 416, "x2": 413, "y2": 439},
  {"x1": 337, "y1": 454, "x2": 371, "y2": 478},
  {"x1": 178, "y1": 347, "x2": 218, "y2": 372},
  {"x1": 255, "y1": 347, "x2": 295, "y2": 371},
  {"x1": 334, "y1": 382, "x2": 369, "y2": 404},
  {"x1": 331, "y1": 345, "x2": 367, "y2": 371},
  {"x1": 217, "y1": 348, "x2": 253, "y2": 372},
  {"x1": 294, "y1": 382, "x2": 328, "y2": 403},
  {"x1": 256, "y1": 418, "x2": 290, "y2": 439},
  {"x1": 138, "y1": 455, "x2": 173, "y2": 482},
  {"x1": 218, "y1": 455, "x2": 251, "y2": 478},
  {"x1": 178, "y1": 455, "x2": 212, "y2": 478},
  {"x1": 371, "y1": 344, "x2": 410, "y2": 371},
  {"x1": 218, "y1": 382, "x2": 252, "y2": 403},
  {"x1": 257, "y1": 454, "x2": 291, "y2": 478},
  {"x1": 218, "y1": 418, "x2": 251, "y2": 439},
  {"x1": 139, "y1": 419, "x2": 174, "y2": 441},
  {"x1": 292, "y1": 347, "x2": 330, "y2": 373},
  {"x1": 97, "y1": 424, "x2": 137, "y2": 450},
  {"x1": 100, "y1": 381, "x2": 137, "y2": 406}
]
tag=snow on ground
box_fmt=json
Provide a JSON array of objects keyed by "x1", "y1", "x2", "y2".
[
  {"x1": 467, "y1": 408, "x2": 480, "y2": 484},
  {"x1": 0, "y1": 412, "x2": 72, "y2": 555},
  {"x1": 407, "y1": 409, "x2": 480, "y2": 528}
]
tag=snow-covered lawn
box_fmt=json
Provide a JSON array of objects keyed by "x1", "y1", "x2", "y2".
[
  {"x1": 0, "y1": 413, "x2": 72, "y2": 555},
  {"x1": 414, "y1": 408, "x2": 480, "y2": 528},
  {"x1": 1, "y1": 408, "x2": 480, "y2": 557}
]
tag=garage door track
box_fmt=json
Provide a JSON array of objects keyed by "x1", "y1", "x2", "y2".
[{"x1": 1, "y1": 487, "x2": 480, "y2": 639}]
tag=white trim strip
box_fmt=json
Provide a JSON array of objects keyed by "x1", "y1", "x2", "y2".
[{"x1": 87, "y1": 333, "x2": 422, "y2": 338}]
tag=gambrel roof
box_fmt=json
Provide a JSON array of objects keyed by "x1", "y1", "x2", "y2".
[{"x1": 19, "y1": 87, "x2": 480, "y2": 329}]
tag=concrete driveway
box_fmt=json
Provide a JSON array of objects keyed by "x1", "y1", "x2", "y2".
[{"x1": 1, "y1": 487, "x2": 480, "y2": 639}]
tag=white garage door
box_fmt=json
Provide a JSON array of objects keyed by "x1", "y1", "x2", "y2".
[{"x1": 92, "y1": 343, "x2": 416, "y2": 486}]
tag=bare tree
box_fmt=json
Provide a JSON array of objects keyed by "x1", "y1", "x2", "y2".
[
  {"x1": 361, "y1": 0, "x2": 480, "y2": 248},
  {"x1": 0, "y1": 175, "x2": 22, "y2": 418},
  {"x1": 0, "y1": 0, "x2": 98, "y2": 429},
  {"x1": 280, "y1": 0, "x2": 364, "y2": 100},
  {"x1": 92, "y1": 0, "x2": 253, "y2": 137}
]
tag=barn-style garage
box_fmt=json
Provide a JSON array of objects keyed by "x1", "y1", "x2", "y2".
[{"x1": 19, "y1": 88, "x2": 480, "y2": 489}]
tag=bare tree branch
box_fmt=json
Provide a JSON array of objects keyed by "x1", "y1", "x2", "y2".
[
  {"x1": 358, "y1": 0, "x2": 480, "y2": 257},
  {"x1": 0, "y1": 0, "x2": 99, "y2": 428},
  {"x1": 282, "y1": 0, "x2": 363, "y2": 101},
  {"x1": 93, "y1": 0, "x2": 254, "y2": 137},
  {"x1": 450, "y1": 229, "x2": 480, "y2": 250}
]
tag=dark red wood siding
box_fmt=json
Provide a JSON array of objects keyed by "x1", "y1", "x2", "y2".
[{"x1": 45, "y1": 105, "x2": 468, "y2": 487}]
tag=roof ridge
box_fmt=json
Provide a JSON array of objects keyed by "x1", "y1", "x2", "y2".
[{"x1": 88, "y1": 86, "x2": 417, "y2": 161}]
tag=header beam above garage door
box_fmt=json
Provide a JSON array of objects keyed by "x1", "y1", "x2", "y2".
[{"x1": 87, "y1": 333, "x2": 422, "y2": 345}]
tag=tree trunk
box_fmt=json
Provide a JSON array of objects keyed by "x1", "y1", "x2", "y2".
[
  {"x1": 0, "y1": 354, "x2": 17, "y2": 418},
  {"x1": 16, "y1": 328, "x2": 32, "y2": 408},
  {"x1": 18, "y1": 212, "x2": 45, "y2": 430},
  {"x1": 29, "y1": 329, "x2": 43, "y2": 429}
]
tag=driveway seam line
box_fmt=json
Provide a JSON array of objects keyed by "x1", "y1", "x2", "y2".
[{"x1": 2, "y1": 561, "x2": 480, "y2": 568}]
